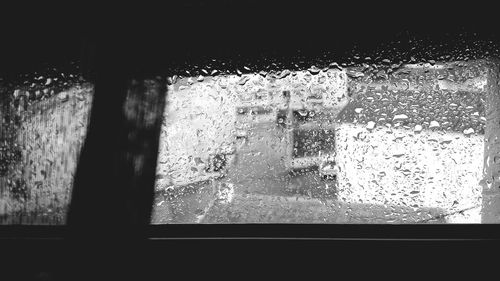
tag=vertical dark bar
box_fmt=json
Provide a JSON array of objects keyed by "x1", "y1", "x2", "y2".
[
  {"x1": 65, "y1": 36, "x2": 167, "y2": 278},
  {"x1": 66, "y1": 40, "x2": 131, "y2": 236}
]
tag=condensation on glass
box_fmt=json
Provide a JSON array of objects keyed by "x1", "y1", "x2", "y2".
[
  {"x1": 0, "y1": 80, "x2": 93, "y2": 224},
  {"x1": 152, "y1": 59, "x2": 500, "y2": 224},
  {"x1": 1, "y1": 58, "x2": 500, "y2": 225}
]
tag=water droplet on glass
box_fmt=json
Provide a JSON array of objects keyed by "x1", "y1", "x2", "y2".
[
  {"x1": 393, "y1": 114, "x2": 408, "y2": 121},
  {"x1": 13, "y1": 89, "x2": 20, "y2": 98},
  {"x1": 463, "y1": 128, "x2": 475, "y2": 136},
  {"x1": 440, "y1": 138, "x2": 452, "y2": 145},
  {"x1": 393, "y1": 152, "x2": 405, "y2": 158},
  {"x1": 354, "y1": 108, "x2": 363, "y2": 114},
  {"x1": 308, "y1": 66, "x2": 320, "y2": 75},
  {"x1": 429, "y1": 121, "x2": 440, "y2": 129},
  {"x1": 414, "y1": 124, "x2": 423, "y2": 133},
  {"x1": 348, "y1": 70, "x2": 365, "y2": 78},
  {"x1": 278, "y1": 69, "x2": 291, "y2": 79},
  {"x1": 297, "y1": 109, "x2": 308, "y2": 117},
  {"x1": 218, "y1": 79, "x2": 227, "y2": 89},
  {"x1": 238, "y1": 76, "x2": 250, "y2": 85},
  {"x1": 58, "y1": 92, "x2": 69, "y2": 102},
  {"x1": 197, "y1": 75, "x2": 204, "y2": 82},
  {"x1": 329, "y1": 62, "x2": 343, "y2": 70},
  {"x1": 366, "y1": 121, "x2": 376, "y2": 130},
  {"x1": 494, "y1": 155, "x2": 500, "y2": 164}
]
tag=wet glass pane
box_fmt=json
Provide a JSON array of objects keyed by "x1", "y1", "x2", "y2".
[
  {"x1": 0, "y1": 74, "x2": 93, "y2": 224},
  {"x1": 152, "y1": 59, "x2": 500, "y2": 224},
  {"x1": 2, "y1": 48, "x2": 500, "y2": 225}
]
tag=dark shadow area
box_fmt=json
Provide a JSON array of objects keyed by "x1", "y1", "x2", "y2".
[{"x1": 66, "y1": 40, "x2": 167, "y2": 236}]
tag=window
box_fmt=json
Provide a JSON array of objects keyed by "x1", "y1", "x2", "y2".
[
  {"x1": 0, "y1": 77, "x2": 93, "y2": 224},
  {"x1": 1, "y1": 21, "x2": 500, "y2": 227},
  {"x1": 1, "y1": 58, "x2": 498, "y2": 225},
  {"x1": 2, "y1": 3, "x2": 500, "y2": 279},
  {"x1": 151, "y1": 59, "x2": 498, "y2": 224}
]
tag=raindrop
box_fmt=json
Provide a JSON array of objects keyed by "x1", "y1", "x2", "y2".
[
  {"x1": 194, "y1": 157, "x2": 204, "y2": 165},
  {"x1": 414, "y1": 124, "x2": 423, "y2": 133},
  {"x1": 471, "y1": 112, "x2": 479, "y2": 118},
  {"x1": 463, "y1": 128, "x2": 475, "y2": 136},
  {"x1": 429, "y1": 121, "x2": 440, "y2": 129},
  {"x1": 197, "y1": 75, "x2": 204, "y2": 82},
  {"x1": 308, "y1": 66, "x2": 320, "y2": 75},
  {"x1": 298, "y1": 110, "x2": 308, "y2": 117},
  {"x1": 218, "y1": 79, "x2": 228, "y2": 89},
  {"x1": 329, "y1": 62, "x2": 343, "y2": 70},
  {"x1": 278, "y1": 69, "x2": 291, "y2": 79},
  {"x1": 238, "y1": 76, "x2": 250, "y2": 85},
  {"x1": 440, "y1": 139, "x2": 452, "y2": 145},
  {"x1": 393, "y1": 152, "x2": 405, "y2": 158},
  {"x1": 76, "y1": 92, "x2": 85, "y2": 101},
  {"x1": 13, "y1": 89, "x2": 20, "y2": 98},
  {"x1": 58, "y1": 92, "x2": 69, "y2": 102},
  {"x1": 366, "y1": 121, "x2": 376, "y2": 130},
  {"x1": 393, "y1": 114, "x2": 408, "y2": 121},
  {"x1": 494, "y1": 155, "x2": 500, "y2": 164},
  {"x1": 354, "y1": 108, "x2": 363, "y2": 114},
  {"x1": 347, "y1": 70, "x2": 365, "y2": 78}
]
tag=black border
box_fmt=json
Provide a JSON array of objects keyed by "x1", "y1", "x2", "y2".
[{"x1": 0, "y1": 224, "x2": 499, "y2": 240}]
